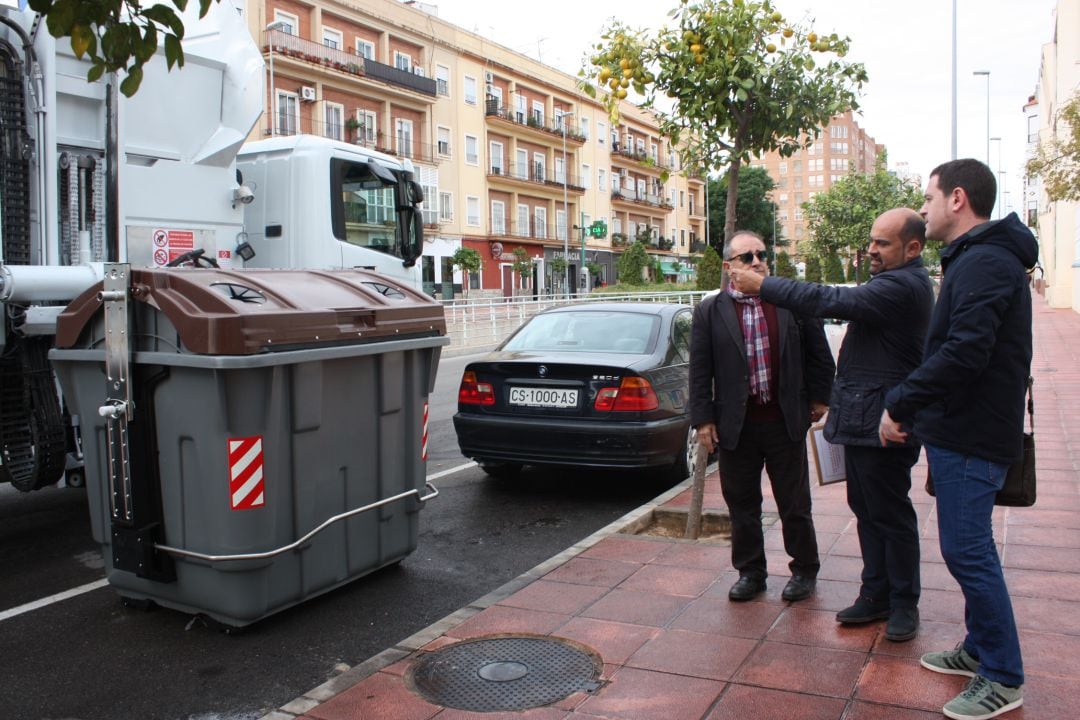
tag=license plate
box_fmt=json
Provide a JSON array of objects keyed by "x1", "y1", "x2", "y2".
[{"x1": 508, "y1": 387, "x2": 579, "y2": 408}]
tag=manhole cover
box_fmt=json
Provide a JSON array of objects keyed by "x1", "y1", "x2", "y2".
[{"x1": 406, "y1": 635, "x2": 602, "y2": 712}]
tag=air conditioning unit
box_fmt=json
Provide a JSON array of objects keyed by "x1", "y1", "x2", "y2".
[
  {"x1": 300, "y1": 86, "x2": 316, "y2": 102},
  {"x1": 413, "y1": 66, "x2": 425, "y2": 77},
  {"x1": 484, "y1": 71, "x2": 494, "y2": 83}
]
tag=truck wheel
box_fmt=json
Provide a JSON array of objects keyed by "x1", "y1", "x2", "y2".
[{"x1": 479, "y1": 462, "x2": 522, "y2": 480}]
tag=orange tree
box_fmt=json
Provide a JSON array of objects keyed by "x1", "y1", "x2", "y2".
[
  {"x1": 27, "y1": 0, "x2": 221, "y2": 96},
  {"x1": 582, "y1": 0, "x2": 867, "y2": 243}
]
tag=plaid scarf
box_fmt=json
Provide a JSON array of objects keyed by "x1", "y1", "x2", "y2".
[{"x1": 728, "y1": 283, "x2": 771, "y2": 403}]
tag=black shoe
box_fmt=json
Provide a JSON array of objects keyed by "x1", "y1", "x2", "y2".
[
  {"x1": 728, "y1": 575, "x2": 766, "y2": 602},
  {"x1": 885, "y1": 607, "x2": 919, "y2": 642},
  {"x1": 781, "y1": 574, "x2": 816, "y2": 602},
  {"x1": 836, "y1": 596, "x2": 891, "y2": 624}
]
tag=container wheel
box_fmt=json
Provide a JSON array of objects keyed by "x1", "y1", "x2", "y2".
[{"x1": 65, "y1": 468, "x2": 85, "y2": 488}]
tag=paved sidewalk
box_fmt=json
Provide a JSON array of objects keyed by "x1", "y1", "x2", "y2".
[{"x1": 267, "y1": 293, "x2": 1080, "y2": 720}]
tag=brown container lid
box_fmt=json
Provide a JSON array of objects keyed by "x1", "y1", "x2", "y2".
[{"x1": 55, "y1": 268, "x2": 446, "y2": 355}]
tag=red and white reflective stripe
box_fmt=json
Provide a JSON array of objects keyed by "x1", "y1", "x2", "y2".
[
  {"x1": 421, "y1": 402, "x2": 429, "y2": 461},
  {"x1": 228, "y1": 436, "x2": 265, "y2": 510}
]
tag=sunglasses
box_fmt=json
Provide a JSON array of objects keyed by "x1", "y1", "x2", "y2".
[{"x1": 726, "y1": 250, "x2": 769, "y2": 264}]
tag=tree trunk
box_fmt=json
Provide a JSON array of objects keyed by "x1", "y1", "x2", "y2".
[{"x1": 723, "y1": 158, "x2": 741, "y2": 246}]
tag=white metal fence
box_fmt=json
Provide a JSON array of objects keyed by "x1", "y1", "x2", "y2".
[{"x1": 441, "y1": 291, "x2": 710, "y2": 355}]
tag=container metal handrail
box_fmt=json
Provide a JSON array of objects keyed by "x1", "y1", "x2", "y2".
[{"x1": 154, "y1": 482, "x2": 439, "y2": 562}]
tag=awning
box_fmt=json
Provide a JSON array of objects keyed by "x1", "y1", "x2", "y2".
[{"x1": 660, "y1": 261, "x2": 694, "y2": 276}]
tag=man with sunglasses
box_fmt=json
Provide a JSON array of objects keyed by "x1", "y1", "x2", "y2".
[
  {"x1": 690, "y1": 230, "x2": 835, "y2": 603},
  {"x1": 729, "y1": 207, "x2": 933, "y2": 643}
]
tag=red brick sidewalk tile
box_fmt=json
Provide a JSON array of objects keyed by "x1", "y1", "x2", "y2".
[
  {"x1": 704, "y1": 684, "x2": 846, "y2": 720},
  {"x1": 496, "y1": 580, "x2": 609, "y2": 616},
  {"x1": 671, "y1": 595, "x2": 784, "y2": 639},
  {"x1": 1010, "y1": 595, "x2": 1080, "y2": 635},
  {"x1": 855, "y1": 654, "x2": 962, "y2": 712},
  {"x1": 445, "y1": 606, "x2": 570, "y2": 640},
  {"x1": 578, "y1": 536, "x2": 668, "y2": 564},
  {"x1": 579, "y1": 587, "x2": 693, "y2": 627},
  {"x1": 766, "y1": 606, "x2": 881, "y2": 653},
  {"x1": 617, "y1": 563, "x2": 719, "y2": 597},
  {"x1": 626, "y1": 628, "x2": 757, "y2": 681},
  {"x1": 733, "y1": 641, "x2": 865, "y2": 697},
  {"x1": 555, "y1": 617, "x2": 659, "y2": 665},
  {"x1": 575, "y1": 666, "x2": 724, "y2": 720},
  {"x1": 1020, "y1": 628, "x2": 1080, "y2": 680},
  {"x1": 652, "y1": 542, "x2": 731, "y2": 571},
  {"x1": 306, "y1": 672, "x2": 440, "y2": 720},
  {"x1": 542, "y1": 557, "x2": 641, "y2": 588},
  {"x1": 842, "y1": 701, "x2": 941, "y2": 720}
]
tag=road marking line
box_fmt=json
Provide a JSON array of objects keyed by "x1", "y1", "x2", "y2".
[
  {"x1": 0, "y1": 578, "x2": 109, "y2": 622},
  {"x1": 1, "y1": 462, "x2": 479, "y2": 622},
  {"x1": 427, "y1": 461, "x2": 477, "y2": 480}
]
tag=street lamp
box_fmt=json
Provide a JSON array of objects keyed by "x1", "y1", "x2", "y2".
[
  {"x1": 990, "y1": 136, "x2": 1002, "y2": 218},
  {"x1": 999, "y1": 171, "x2": 1008, "y2": 219},
  {"x1": 266, "y1": 21, "x2": 287, "y2": 137},
  {"x1": 560, "y1": 110, "x2": 574, "y2": 298},
  {"x1": 973, "y1": 70, "x2": 990, "y2": 166}
]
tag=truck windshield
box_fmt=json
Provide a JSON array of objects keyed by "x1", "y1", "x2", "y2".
[{"x1": 331, "y1": 159, "x2": 401, "y2": 258}]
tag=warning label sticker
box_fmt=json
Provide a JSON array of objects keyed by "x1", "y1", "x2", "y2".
[
  {"x1": 151, "y1": 229, "x2": 197, "y2": 266},
  {"x1": 228, "y1": 436, "x2": 265, "y2": 510}
]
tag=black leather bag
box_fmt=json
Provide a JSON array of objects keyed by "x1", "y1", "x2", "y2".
[{"x1": 925, "y1": 377, "x2": 1036, "y2": 507}]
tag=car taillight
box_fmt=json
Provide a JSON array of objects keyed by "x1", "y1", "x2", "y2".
[
  {"x1": 594, "y1": 376, "x2": 659, "y2": 412},
  {"x1": 458, "y1": 370, "x2": 495, "y2": 406}
]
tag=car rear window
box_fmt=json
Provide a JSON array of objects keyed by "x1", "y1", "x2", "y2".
[{"x1": 501, "y1": 311, "x2": 659, "y2": 353}]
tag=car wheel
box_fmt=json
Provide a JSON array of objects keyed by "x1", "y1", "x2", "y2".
[
  {"x1": 479, "y1": 462, "x2": 523, "y2": 479},
  {"x1": 670, "y1": 424, "x2": 699, "y2": 481}
]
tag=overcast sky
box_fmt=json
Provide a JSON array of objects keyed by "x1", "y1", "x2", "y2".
[{"x1": 429, "y1": 0, "x2": 1056, "y2": 215}]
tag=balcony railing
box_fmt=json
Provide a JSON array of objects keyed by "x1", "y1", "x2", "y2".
[
  {"x1": 266, "y1": 29, "x2": 436, "y2": 97},
  {"x1": 484, "y1": 101, "x2": 587, "y2": 143},
  {"x1": 265, "y1": 115, "x2": 437, "y2": 163},
  {"x1": 610, "y1": 188, "x2": 674, "y2": 210},
  {"x1": 486, "y1": 220, "x2": 564, "y2": 241},
  {"x1": 488, "y1": 163, "x2": 585, "y2": 192}
]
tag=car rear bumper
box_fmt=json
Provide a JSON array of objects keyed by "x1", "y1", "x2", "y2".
[{"x1": 453, "y1": 412, "x2": 687, "y2": 469}]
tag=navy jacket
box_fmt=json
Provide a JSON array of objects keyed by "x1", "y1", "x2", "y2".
[
  {"x1": 758, "y1": 258, "x2": 934, "y2": 447},
  {"x1": 884, "y1": 213, "x2": 1038, "y2": 464},
  {"x1": 689, "y1": 291, "x2": 835, "y2": 450}
]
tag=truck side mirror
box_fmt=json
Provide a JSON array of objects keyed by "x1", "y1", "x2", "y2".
[{"x1": 401, "y1": 207, "x2": 423, "y2": 268}]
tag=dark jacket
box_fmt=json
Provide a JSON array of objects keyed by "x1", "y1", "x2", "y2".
[
  {"x1": 758, "y1": 258, "x2": 934, "y2": 447},
  {"x1": 884, "y1": 213, "x2": 1038, "y2": 464},
  {"x1": 689, "y1": 291, "x2": 835, "y2": 450}
]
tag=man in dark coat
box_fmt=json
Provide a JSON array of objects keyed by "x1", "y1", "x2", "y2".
[
  {"x1": 880, "y1": 159, "x2": 1036, "y2": 720},
  {"x1": 730, "y1": 208, "x2": 934, "y2": 643},
  {"x1": 689, "y1": 230, "x2": 835, "y2": 603}
]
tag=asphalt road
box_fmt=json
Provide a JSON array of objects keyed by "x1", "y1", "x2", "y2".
[{"x1": 0, "y1": 352, "x2": 678, "y2": 720}]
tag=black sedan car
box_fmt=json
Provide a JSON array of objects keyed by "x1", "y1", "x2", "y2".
[{"x1": 453, "y1": 302, "x2": 699, "y2": 480}]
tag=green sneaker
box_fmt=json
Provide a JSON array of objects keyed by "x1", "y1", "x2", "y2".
[
  {"x1": 921, "y1": 642, "x2": 979, "y2": 677},
  {"x1": 943, "y1": 674, "x2": 1023, "y2": 720}
]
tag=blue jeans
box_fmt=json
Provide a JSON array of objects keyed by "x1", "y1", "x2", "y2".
[{"x1": 926, "y1": 444, "x2": 1024, "y2": 686}]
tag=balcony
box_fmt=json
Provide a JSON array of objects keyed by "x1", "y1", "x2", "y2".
[
  {"x1": 266, "y1": 29, "x2": 436, "y2": 98},
  {"x1": 610, "y1": 188, "x2": 674, "y2": 211},
  {"x1": 485, "y1": 220, "x2": 569, "y2": 244},
  {"x1": 265, "y1": 114, "x2": 437, "y2": 163},
  {"x1": 484, "y1": 101, "x2": 586, "y2": 144},
  {"x1": 691, "y1": 240, "x2": 707, "y2": 254},
  {"x1": 488, "y1": 164, "x2": 585, "y2": 194}
]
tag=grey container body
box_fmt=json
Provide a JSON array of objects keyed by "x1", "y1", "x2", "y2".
[{"x1": 52, "y1": 328, "x2": 445, "y2": 626}]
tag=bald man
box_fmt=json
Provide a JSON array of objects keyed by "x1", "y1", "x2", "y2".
[{"x1": 730, "y1": 208, "x2": 934, "y2": 643}]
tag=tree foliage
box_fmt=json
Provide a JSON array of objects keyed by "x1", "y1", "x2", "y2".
[
  {"x1": 27, "y1": 0, "x2": 221, "y2": 96},
  {"x1": 582, "y1": 0, "x2": 867, "y2": 243},
  {"x1": 617, "y1": 241, "x2": 651, "y2": 286},
  {"x1": 823, "y1": 252, "x2": 845, "y2": 283},
  {"x1": 775, "y1": 251, "x2": 796, "y2": 279},
  {"x1": 708, "y1": 165, "x2": 784, "y2": 251},
  {"x1": 1026, "y1": 92, "x2": 1080, "y2": 203},
  {"x1": 802, "y1": 154, "x2": 926, "y2": 275},
  {"x1": 696, "y1": 245, "x2": 723, "y2": 290},
  {"x1": 451, "y1": 247, "x2": 482, "y2": 297},
  {"x1": 804, "y1": 255, "x2": 822, "y2": 283},
  {"x1": 511, "y1": 247, "x2": 533, "y2": 281}
]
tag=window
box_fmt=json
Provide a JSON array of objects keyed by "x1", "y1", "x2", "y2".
[
  {"x1": 356, "y1": 39, "x2": 374, "y2": 60},
  {"x1": 679, "y1": 190, "x2": 685, "y2": 208},
  {"x1": 395, "y1": 119, "x2": 413, "y2": 159},
  {"x1": 830, "y1": 125, "x2": 849, "y2": 138},
  {"x1": 809, "y1": 158, "x2": 824, "y2": 171},
  {"x1": 489, "y1": 141, "x2": 504, "y2": 174},
  {"x1": 779, "y1": 161, "x2": 787, "y2": 175},
  {"x1": 437, "y1": 126, "x2": 451, "y2": 156},
  {"x1": 439, "y1": 192, "x2": 453, "y2": 221},
  {"x1": 358, "y1": 109, "x2": 376, "y2": 144},
  {"x1": 464, "y1": 134, "x2": 478, "y2": 165},
  {"x1": 322, "y1": 28, "x2": 342, "y2": 49},
  {"x1": 272, "y1": 11, "x2": 297, "y2": 34},
  {"x1": 394, "y1": 52, "x2": 412, "y2": 72},
  {"x1": 651, "y1": 143, "x2": 659, "y2": 163},
  {"x1": 581, "y1": 117, "x2": 590, "y2": 141},
  {"x1": 779, "y1": 193, "x2": 789, "y2": 204},
  {"x1": 531, "y1": 101, "x2": 545, "y2": 125},
  {"x1": 556, "y1": 209, "x2": 567, "y2": 241},
  {"x1": 464, "y1": 75, "x2": 478, "y2": 105},
  {"x1": 515, "y1": 148, "x2": 528, "y2": 179},
  {"x1": 466, "y1": 196, "x2": 480, "y2": 226},
  {"x1": 554, "y1": 156, "x2": 566, "y2": 184},
  {"x1": 598, "y1": 122, "x2": 606, "y2": 146},
  {"x1": 1027, "y1": 113, "x2": 1038, "y2": 143},
  {"x1": 636, "y1": 137, "x2": 645, "y2": 155},
  {"x1": 517, "y1": 204, "x2": 530, "y2": 237},
  {"x1": 830, "y1": 142, "x2": 849, "y2": 154},
  {"x1": 532, "y1": 152, "x2": 545, "y2": 182},
  {"x1": 581, "y1": 163, "x2": 590, "y2": 189},
  {"x1": 670, "y1": 189, "x2": 677, "y2": 206},
  {"x1": 276, "y1": 91, "x2": 298, "y2": 136},
  {"x1": 598, "y1": 168, "x2": 606, "y2": 192},
  {"x1": 688, "y1": 195, "x2": 695, "y2": 215},
  {"x1": 515, "y1": 94, "x2": 526, "y2": 123},
  {"x1": 491, "y1": 200, "x2": 506, "y2": 235},
  {"x1": 325, "y1": 102, "x2": 344, "y2": 141},
  {"x1": 534, "y1": 207, "x2": 548, "y2": 239},
  {"x1": 612, "y1": 217, "x2": 622, "y2": 235},
  {"x1": 794, "y1": 207, "x2": 804, "y2": 221},
  {"x1": 793, "y1": 159, "x2": 802, "y2": 172},
  {"x1": 436, "y1": 65, "x2": 450, "y2": 96}
]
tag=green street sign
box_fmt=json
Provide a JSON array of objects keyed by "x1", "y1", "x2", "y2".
[{"x1": 588, "y1": 221, "x2": 608, "y2": 239}]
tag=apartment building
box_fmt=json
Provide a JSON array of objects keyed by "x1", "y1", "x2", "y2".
[
  {"x1": 248, "y1": 0, "x2": 705, "y2": 297},
  {"x1": 1029, "y1": 0, "x2": 1079, "y2": 311},
  {"x1": 754, "y1": 110, "x2": 883, "y2": 258}
]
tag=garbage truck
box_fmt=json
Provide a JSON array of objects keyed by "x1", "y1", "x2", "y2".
[{"x1": 0, "y1": 0, "x2": 437, "y2": 495}]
